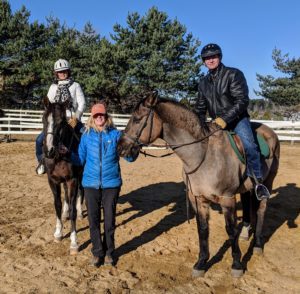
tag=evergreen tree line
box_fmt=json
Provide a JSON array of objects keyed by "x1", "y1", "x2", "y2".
[{"x1": 1, "y1": 0, "x2": 299, "y2": 113}]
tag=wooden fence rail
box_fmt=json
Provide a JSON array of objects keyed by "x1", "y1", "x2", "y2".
[{"x1": 1, "y1": 110, "x2": 300, "y2": 144}]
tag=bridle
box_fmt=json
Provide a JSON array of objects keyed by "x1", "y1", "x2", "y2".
[
  {"x1": 122, "y1": 103, "x2": 222, "y2": 223},
  {"x1": 44, "y1": 115, "x2": 79, "y2": 160},
  {"x1": 123, "y1": 106, "x2": 155, "y2": 147},
  {"x1": 123, "y1": 104, "x2": 221, "y2": 151}
]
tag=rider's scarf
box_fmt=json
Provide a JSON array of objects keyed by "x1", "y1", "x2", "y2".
[{"x1": 54, "y1": 79, "x2": 74, "y2": 103}]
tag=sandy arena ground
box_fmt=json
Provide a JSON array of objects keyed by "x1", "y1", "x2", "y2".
[{"x1": 0, "y1": 141, "x2": 299, "y2": 293}]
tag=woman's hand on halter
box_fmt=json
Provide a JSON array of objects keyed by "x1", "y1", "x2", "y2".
[{"x1": 68, "y1": 117, "x2": 77, "y2": 128}]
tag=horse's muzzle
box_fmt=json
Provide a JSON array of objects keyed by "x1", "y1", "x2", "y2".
[{"x1": 117, "y1": 135, "x2": 140, "y2": 158}]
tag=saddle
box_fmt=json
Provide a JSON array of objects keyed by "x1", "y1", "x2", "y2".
[{"x1": 226, "y1": 131, "x2": 270, "y2": 164}]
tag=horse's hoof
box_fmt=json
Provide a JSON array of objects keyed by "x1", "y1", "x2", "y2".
[
  {"x1": 54, "y1": 236, "x2": 62, "y2": 243},
  {"x1": 70, "y1": 247, "x2": 78, "y2": 255},
  {"x1": 253, "y1": 247, "x2": 263, "y2": 255},
  {"x1": 192, "y1": 269, "x2": 205, "y2": 278},
  {"x1": 231, "y1": 268, "x2": 244, "y2": 278}
]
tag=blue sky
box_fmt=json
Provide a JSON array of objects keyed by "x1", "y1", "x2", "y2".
[{"x1": 9, "y1": 0, "x2": 300, "y2": 99}]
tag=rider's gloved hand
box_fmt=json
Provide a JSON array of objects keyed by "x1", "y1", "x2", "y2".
[
  {"x1": 68, "y1": 117, "x2": 77, "y2": 128},
  {"x1": 214, "y1": 117, "x2": 227, "y2": 129}
]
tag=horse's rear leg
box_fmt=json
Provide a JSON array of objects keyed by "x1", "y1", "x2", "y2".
[
  {"x1": 191, "y1": 196, "x2": 210, "y2": 278},
  {"x1": 252, "y1": 170, "x2": 276, "y2": 254},
  {"x1": 68, "y1": 179, "x2": 79, "y2": 255},
  {"x1": 63, "y1": 183, "x2": 84, "y2": 221},
  {"x1": 76, "y1": 185, "x2": 84, "y2": 220},
  {"x1": 48, "y1": 180, "x2": 63, "y2": 242},
  {"x1": 251, "y1": 197, "x2": 267, "y2": 254},
  {"x1": 239, "y1": 191, "x2": 252, "y2": 241},
  {"x1": 61, "y1": 183, "x2": 70, "y2": 221},
  {"x1": 220, "y1": 197, "x2": 243, "y2": 277}
]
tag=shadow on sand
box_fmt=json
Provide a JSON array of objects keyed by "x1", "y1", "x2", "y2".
[
  {"x1": 115, "y1": 181, "x2": 188, "y2": 258},
  {"x1": 80, "y1": 180, "x2": 299, "y2": 271},
  {"x1": 241, "y1": 182, "x2": 300, "y2": 269}
]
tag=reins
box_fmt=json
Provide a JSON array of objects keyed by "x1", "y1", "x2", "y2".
[{"x1": 139, "y1": 127, "x2": 221, "y2": 158}]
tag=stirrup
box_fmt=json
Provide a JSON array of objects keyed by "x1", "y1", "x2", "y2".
[{"x1": 255, "y1": 183, "x2": 270, "y2": 201}]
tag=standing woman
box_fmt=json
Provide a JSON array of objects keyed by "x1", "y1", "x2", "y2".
[
  {"x1": 78, "y1": 102, "x2": 137, "y2": 267},
  {"x1": 35, "y1": 59, "x2": 86, "y2": 174}
]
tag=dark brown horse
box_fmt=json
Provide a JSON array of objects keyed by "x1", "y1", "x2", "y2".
[
  {"x1": 117, "y1": 92, "x2": 280, "y2": 277},
  {"x1": 42, "y1": 98, "x2": 83, "y2": 255}
]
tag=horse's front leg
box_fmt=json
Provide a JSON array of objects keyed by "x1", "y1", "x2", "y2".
[
  {"x1": 190, "y1": 195, "x2": 210, "y2": 277},
  {"x1": 220, "y1": 196, "x2": 244, "y2": 277},
  {"x1": 67, "y1": 179, "x2": 79, "y2": 255},
  {"x1": 48, "y1": 179, "x2": 63, "y2": 242}
]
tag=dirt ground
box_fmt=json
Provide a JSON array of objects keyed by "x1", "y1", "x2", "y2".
[{"x1": 0, "y1": 141, "x2": 299, "y2": 294}]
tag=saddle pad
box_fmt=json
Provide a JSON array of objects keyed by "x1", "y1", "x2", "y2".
[{"x1": 226, "y1": 131, "x2": 270, "y2": 164}]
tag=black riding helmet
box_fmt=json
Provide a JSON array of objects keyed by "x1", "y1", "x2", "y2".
[{"x1": 201, "y1": 43, "x2": 222, "y2": 60}]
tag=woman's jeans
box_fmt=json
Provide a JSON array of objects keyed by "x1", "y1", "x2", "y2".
[
  {"x1": 84, "y1": 187, "x2": 120, "y2": 258},
  {"x1": 233, "y1": 117, "x2": 262, "y2": 179}
]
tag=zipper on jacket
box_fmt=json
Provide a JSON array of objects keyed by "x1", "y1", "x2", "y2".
[
  {"x1": 99, "y1": 132, "x2": 103, "y2": 188},
  {"x1": 212, "y1": 78, "x2": 217, "y2": 117}
]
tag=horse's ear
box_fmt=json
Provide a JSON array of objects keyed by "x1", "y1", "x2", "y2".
[
  {"x1": 43, "y1": 96, "x2": 50, "y2": 110},
  {"x1": 144, "y1": 90, "x2": 159, "y2": 108}
]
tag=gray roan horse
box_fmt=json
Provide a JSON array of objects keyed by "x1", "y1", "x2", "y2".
[
  {"x1": 42, "y1": 97, "x2": 83, "y2": 255},
  {"x1": 117, "y1": 92, "x2": 280, "y2": 277}
]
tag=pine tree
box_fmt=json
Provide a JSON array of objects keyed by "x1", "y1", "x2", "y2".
[
  {"x1": 256, "y1": 49, "x2": 300, "y2": 106},
  {"x1": 0, "y1": 1, "x2": 52, "y2": 107},
  {"x1": 110, "y1": 7, "x2": 201, "y2": 112}
]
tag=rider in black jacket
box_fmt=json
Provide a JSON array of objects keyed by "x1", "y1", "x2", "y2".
[{"x1": 193, "y1": 43, "x2": 270, "y2": 239}]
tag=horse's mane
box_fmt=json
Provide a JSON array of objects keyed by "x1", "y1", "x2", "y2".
[{"x1": 156, "y1": 98, "x2": 208, "y2": 139}]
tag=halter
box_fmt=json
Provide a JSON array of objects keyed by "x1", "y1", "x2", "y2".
[
  {"x1": 124, "y1": 106, "x2": 155, "y2": 147},
  {"x1": 122, "y1": 103, "x2": 222, "y2": 224},
  {"x1": 44, "y1": 103, "x2": 79, "y2": 160},
  {"x1": 124, "y1": 104, "x2": 221, "y2": 154}
]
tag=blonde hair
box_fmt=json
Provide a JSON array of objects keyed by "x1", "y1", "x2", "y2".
[{"x1": 84, "y1": 114, "x2": 115, "y2": 133}]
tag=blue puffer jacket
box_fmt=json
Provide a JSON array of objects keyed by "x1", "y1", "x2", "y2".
[{"x1": 78, "y1": 127, "x2": 134, "y2": 189}]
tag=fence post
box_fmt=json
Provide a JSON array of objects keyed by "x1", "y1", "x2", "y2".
[
  {"x1": 8, "y1": 118, "x2": 12, "y2": 142},
  {"x1": 291, "y1": 119, "x2": 295, "y2": 145}
]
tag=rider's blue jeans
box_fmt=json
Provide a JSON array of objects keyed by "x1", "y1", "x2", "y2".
[
  {"x1": 233, "y1": 117, "x2": 262, "y2": 179},
  {"x1": 35, "y1": 132, "x2": 44, "y2": 162}
]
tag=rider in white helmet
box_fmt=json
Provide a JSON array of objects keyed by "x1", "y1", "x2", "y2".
[{"x1": 35, "y1": 59, "x2": 86, "y2": 175}]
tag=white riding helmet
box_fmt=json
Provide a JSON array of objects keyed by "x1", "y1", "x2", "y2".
[{"x1": 54, "y1": 59, "x2": 70, "y2": 72}]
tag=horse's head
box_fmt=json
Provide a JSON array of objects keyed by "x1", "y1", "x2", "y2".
[
  {"x1": 43, "y1": 97, "x2": 72, "y2": 159},
  {"x1": 118, "y1": 91, "x2": 163, "y2": 158}
]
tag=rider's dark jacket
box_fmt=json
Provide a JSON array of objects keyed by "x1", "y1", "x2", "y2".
[{"x1": 194, "y1": 63, "x2": 250, "y2": 128}]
